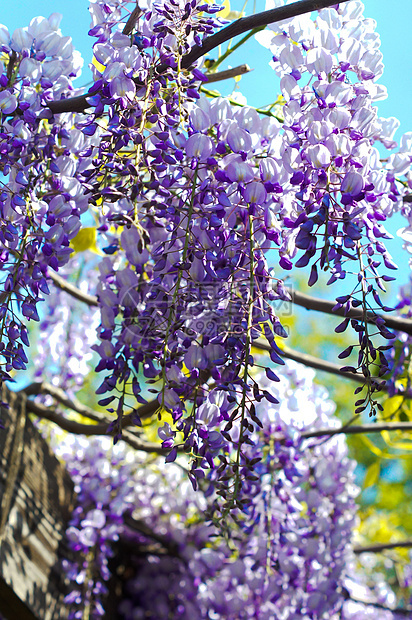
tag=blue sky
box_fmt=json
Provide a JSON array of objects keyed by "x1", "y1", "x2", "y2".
[
  {"x1": 2, "y1": 0, "x2": 412, "y2": 292},
  {"x1": 2, "y1": 1, "x2": 411, "y2": 130}
]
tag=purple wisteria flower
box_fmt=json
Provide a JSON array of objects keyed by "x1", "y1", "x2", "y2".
[
  {"x1": 2, "y1": 0, "x2": 412, "y2": 516},
  {"x1": 46, "y1": 361, "x2": 406, "y2": 620}
]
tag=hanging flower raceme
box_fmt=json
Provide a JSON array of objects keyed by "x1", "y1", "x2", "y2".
[
  {"x1": 68, "y1": 0, "x2": 412, "y2": 494},
  {"x1": 2, "y1": 0, "x2": 412, "y2": 490},
  {"x1": 64, "y1": 0, "x2": 289, "y2": 496},
  {"x1": 0, "y1": 14, "x2": 94, "y2": 380},
  {"x1": 90, "y1": 94, "x2": 289, "y2": 495},
  {"x1": 249, "y1": 1, "x2": 412, "y2": 414}
]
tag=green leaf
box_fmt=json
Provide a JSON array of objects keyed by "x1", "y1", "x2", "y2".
[{"x1": 363, "y1": 461, "x2": 380, "y2": 489}]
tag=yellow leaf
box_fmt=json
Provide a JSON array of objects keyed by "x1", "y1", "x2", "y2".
[
  {"x1": 251, "y1": 343, "x2": 267, "y2": 357},
  {"x1": 218, "y1": 0, "x2": 231, "y2": 20},
  {"x1": 382, "y1": 395, "x2": 404, "y2": 418},
  {"x1": 275, "y1": 338, "x2": 286, "y2": 351},
  {"x1": 70, "y1": 227, "x2": 99, "y2": 254},
  {"x1": 380, "y1": 429, "x2": 412, "y2": 451},
  {"x1": 363, "y1": 461, "x2": 380, "y2": 489},
  {"x1": 381, "y1": 430, "x2": 392, "y2": 445}
]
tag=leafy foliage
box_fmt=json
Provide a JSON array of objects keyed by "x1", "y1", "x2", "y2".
[{"x1": 0, "y1": 0, "x2": 412, "y2": 617}]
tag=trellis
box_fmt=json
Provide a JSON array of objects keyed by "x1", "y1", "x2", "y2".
[{"x1": 0, "y1": 386, "x2": 75, "y2": 620}]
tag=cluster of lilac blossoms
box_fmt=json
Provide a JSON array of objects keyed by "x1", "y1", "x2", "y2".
[
  {"x1": 78, "y1": 0, "x2": 289, "y2": 500},
  {"x1": 2, "y1": 0, "x2": 412, "y2": 495},
  {"x1": 1, "y1": 1, "x2": 412, "y2": 618},
  {"x1": 77, "y1": 0, "x2": 412, "y2": 504},
  {"x1": 0, "y1": 13, "x2": 101, "y2": 379},
  {"x1": 49, "y1": 361, "x2": 406, "y2": 619},
  {"x1": 252, "y1": 0, "x2": 412, "y2": 411}
]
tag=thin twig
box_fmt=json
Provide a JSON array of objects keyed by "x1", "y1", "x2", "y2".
[
  {"x1": 200, "y1": 85, "x2": 282, "y2": 117},
  {"x1": 47, "y1": 0, "x2": 350, "y2": 114},
  {"x1": 206, "y1": 64, "x2": 251, "y2": 83},
  {"x1": 301, "y1": 421, "x2": 412, "y2": 439},
  {"x1": 26, "y1": 399, "x2": 167, "y2": 454},
  {"x1": 354, "y1": 540, "x2": 412, "y2": 554},
  {"x1": 48, "y1": 270, "x2": 99, "y2": 306}
]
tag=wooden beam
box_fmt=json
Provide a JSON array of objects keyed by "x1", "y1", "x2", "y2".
[{"x1": 0, "y1": 386, "x2": 76, "y2": 620}]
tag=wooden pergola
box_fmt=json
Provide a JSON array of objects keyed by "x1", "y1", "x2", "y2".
[{"x1": 0, "y1": 386, "x2": 75, "y2": 620}]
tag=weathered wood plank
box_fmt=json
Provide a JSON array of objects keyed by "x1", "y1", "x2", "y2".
[{"x1": 0, "y1": 386, "x2": 76, "y2": 620}]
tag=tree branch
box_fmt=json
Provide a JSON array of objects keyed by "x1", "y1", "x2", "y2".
[
  {"x1": 49, "y1": 267, "x2": 412, "y2": 341},
  {"x1": 178, "y1": 0, "x2": 351, "y2": 71},
  {"x1": 23, "y1": 381, "x2": 108, "y2": 423},
  {"x1": 26, "y1": 398, "x2": 167, "y2": 454},
  {"x1": 287, "y1": 288, "x2": 412, "y2": 336},
  {"x1": 206, "y1": 64, "x2": 251, "y2": 83},
  {"x1": 41, "y1": 263, "x2": 412, "y2": 390},
  {"x1": 301, "y1": 421, "x2": 412, "y2": 439},
  {"x1": 254, "y1": 338, "x2": 412, "y2": 397},
  {"x1": 123, "y1": 514, "x2": 180, "y2": 556},
  {"x1": 22, "y1": 381, "x2": 159, "y2": 423},
  {"x1": 47, "y1": 266, "x2": 412, "y2": 394},
  {"x1": 37, "y1": 268, "x2": 412, "y2": 393},
  {"x1": 120, "y1": 428, "x2": 166, "y2": 454},
  {"x1": 47, "y1": 0, "x2": 350, "y2": 114},
  {"x1": 253, "y1": 337, "x2": 390, "y2": 387},
  {"x1": 354, "y1": 540, "x2": 412, "y2": 554},
  {"x1": 48, "y1": 270, "x2": 99, "y2": 306}
]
